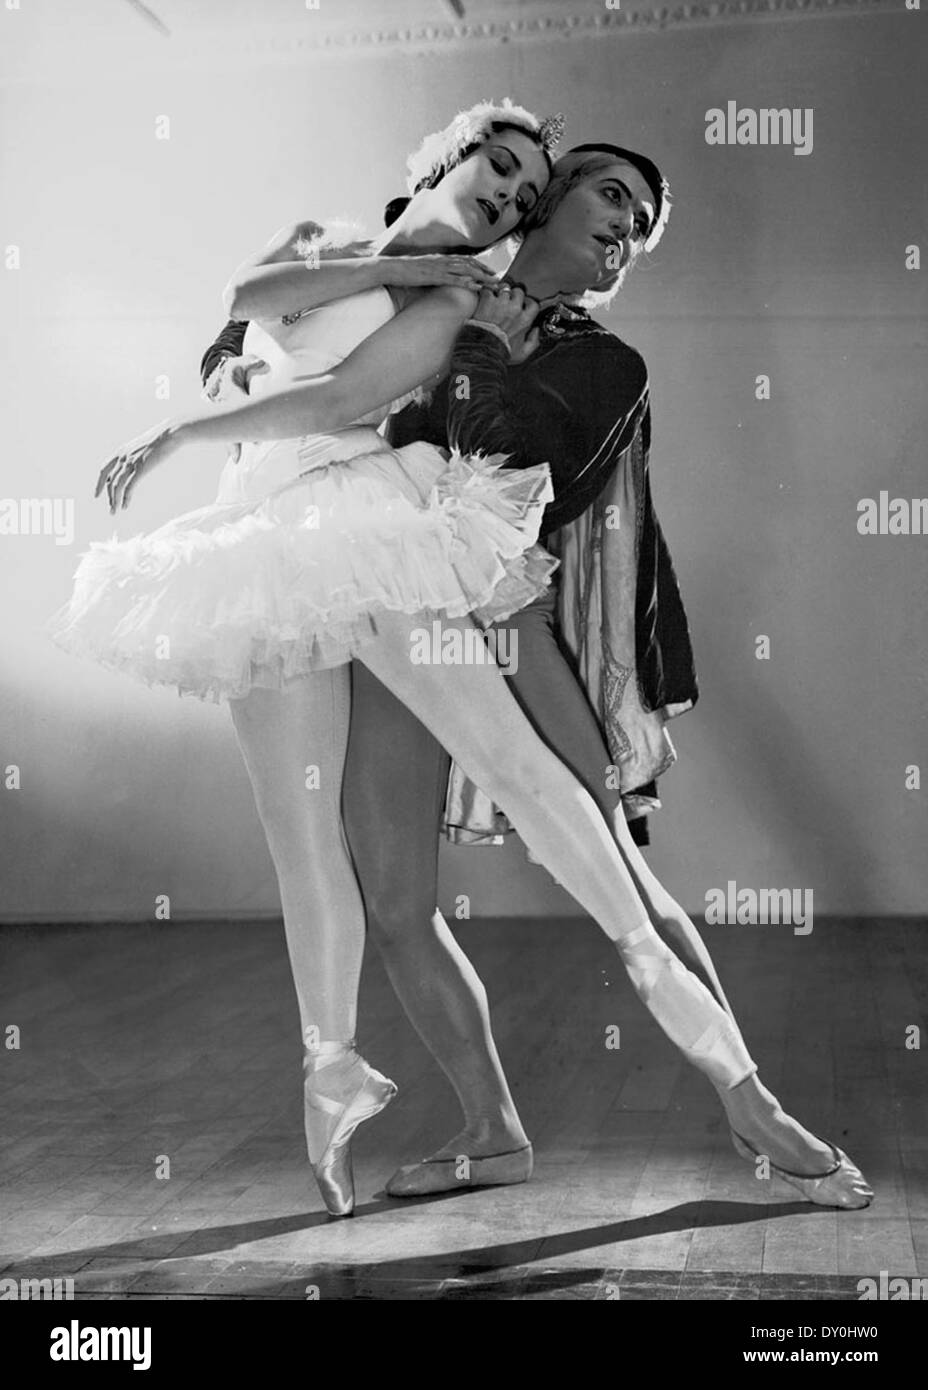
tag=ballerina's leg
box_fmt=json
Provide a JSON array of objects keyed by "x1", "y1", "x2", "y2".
[
  {"x1": 496, "y1": 594, "x2": 734, "y2": 1014},
  {"x1": 228, "y1": 668, "x2": 365, "y2": 1045},
  {"x1": 492, "y1": 606, "x2": 848, "y2": 1173},
  {"x1": 228, "y1": 668, "x2": 402, "y2": 1215}
]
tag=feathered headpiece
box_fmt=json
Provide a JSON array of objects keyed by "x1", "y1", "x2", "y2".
[{"x1": 406, "y1": 100, "x2": 565, "y2": 194}]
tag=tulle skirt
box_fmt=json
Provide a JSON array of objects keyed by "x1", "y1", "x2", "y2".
[{"x1": 47, "y1": 426, "x2": 558, "y2": 702}]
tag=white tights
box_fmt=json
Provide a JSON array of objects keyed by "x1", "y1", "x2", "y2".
[
  {"x1": 229, "y1": 665, "x2": 363, "y2": 1043},
  {"x1": 229, "y1": 612, "x2": 756, "y2": 1089}
]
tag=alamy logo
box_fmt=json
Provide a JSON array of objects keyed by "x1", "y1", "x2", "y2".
[
  {"x1": 705, "y1": 880, "x2": 813, "y2": 935},
  {"x1": 858, "y1": 1271, "x2": 928, "y2": 1300},
  {"x1": 0, "y1": 497, "x2": 75, "y2": 546},
  {"x1": 49, "y1": 1321, "x2": 151, "y2": 1371},
  {"x1": 857, "y1": 492, "x2": 928, "y2": 535},
  {"x1": 0, "y1": 1275, "x2": 74, "y2": 1299},
  {"x1": 410, "y1": 621, "x2": 518, "y2": 673},
  {"x1": 705, "y1": 103, "x2": 813, "y2": 157}
]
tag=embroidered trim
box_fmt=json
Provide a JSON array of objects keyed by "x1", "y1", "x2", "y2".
[
  {"x1": 629, "y1": 429, "x2": 652, "y2": 711},
  {"x1": 602, "y1": 649, "x2": 634, "y2": 764},
  {"x1": 537, "y1": 302, "x2": 589, "y2": 340}
]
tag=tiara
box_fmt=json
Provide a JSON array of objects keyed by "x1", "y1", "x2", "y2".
[
  {"x1": 407, "y1": 103, "x2": 566, "y2": 195},
  {"x1": 537, "y1": 113, "x2": 566, "y2": 153}
]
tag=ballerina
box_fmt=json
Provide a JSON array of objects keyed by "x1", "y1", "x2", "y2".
[{"x1": 50, "y1": 119, "x2": 872, "y2": 1217}]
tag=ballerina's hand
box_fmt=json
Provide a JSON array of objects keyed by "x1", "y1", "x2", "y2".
[
  {"x1": 386, "y1": 253, "x2": 497, "y2": 292},
  {"x1": 95, "y1": 419, "x2": 184, "y2": 515},
  {"x1": 227, "y1": 353, "x2": 269, "y2": 395}
]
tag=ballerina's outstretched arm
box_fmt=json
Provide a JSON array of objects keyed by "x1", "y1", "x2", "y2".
[{"x1": 98, "y1": 284, "x2": 498, "y2": 513}]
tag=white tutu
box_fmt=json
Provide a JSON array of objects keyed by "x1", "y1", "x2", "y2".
[{"x1": 48, "y1": 426, "x2": 558, "y2": 702}]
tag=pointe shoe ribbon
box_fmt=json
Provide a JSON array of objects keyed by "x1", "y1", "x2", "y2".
[
  {"x1": 386, "y1": 1143, "x2": 533, "y2": 1198},
  {"x1": 730, "y1": 1129, "x2": 874, "y2": 1209}
]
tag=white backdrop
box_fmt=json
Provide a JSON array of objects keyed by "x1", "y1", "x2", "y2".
[{"x1": 1, "y1": 1, "x2": 925, "y2": 921}]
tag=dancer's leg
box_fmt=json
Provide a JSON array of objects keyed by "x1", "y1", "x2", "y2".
[
  {"x1": 228, "y1": 670, "x2": 364, "y2": 1042},
  {"x1": 356, "y1": 612, "x2": 849, "y2": 1179},
  {"x1": 497, "y1": 593, "x2": 734, "y2": 1014},
  {"x1": 229, "y1": 670, "x2": 397, "y2": 1213},
  {"x1": 496, "y1": 602, "x2": 851, "y2": 1175},
  {"x1": 343, "y1": 660, "x2": 529, "y2": 1162}
]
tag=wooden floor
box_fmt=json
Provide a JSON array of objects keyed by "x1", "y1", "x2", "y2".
[{"x1": 1, "y1": 916, "x2": 926, "y2": 1300}]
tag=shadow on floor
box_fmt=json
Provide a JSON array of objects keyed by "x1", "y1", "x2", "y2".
[{"x1": 5, "y1": 1195, "x2": 831, "y2": 1299}]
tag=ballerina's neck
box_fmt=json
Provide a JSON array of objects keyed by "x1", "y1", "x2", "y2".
[{"x1": 372, "y1": 212, "x2": 465, "y2": 258}]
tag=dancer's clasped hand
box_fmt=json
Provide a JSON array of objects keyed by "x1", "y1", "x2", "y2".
[
  {"x1": 224, "y1": 353, "x2": 270, "y2": 396},
  {"x1": 470, "y1": 284, "x2": 544, "y2": 364}
]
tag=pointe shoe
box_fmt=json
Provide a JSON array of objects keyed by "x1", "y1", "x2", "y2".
[
  {"x1": 304, "y1": 1042, "x2": 397, "y2": 1217},
  {"x1": 386, "y1": 1143, "x2": 533, "y2": 1198},
  {"x1": 730, "y1": 1129, "x2": 874, "y2": 1209}
]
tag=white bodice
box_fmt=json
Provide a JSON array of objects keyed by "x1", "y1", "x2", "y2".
[
  {"x1": 242, "y1": 286, "x2": 398, "y2": 429},
  {"x1": 216, "y1": 286, "x2": 413, "y2": 506}
]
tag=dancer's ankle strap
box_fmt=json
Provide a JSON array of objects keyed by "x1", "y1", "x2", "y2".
[{"x1": 303, "y1": 1037, "x2": 356, "y2": 1067}]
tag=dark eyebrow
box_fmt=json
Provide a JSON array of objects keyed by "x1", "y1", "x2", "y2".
[{"x1": 604, "y1": 177, "x2": 656, "y2": 235}]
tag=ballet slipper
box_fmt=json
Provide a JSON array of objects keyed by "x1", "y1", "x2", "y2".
[{"x1": 386, "y1": 1143, "x2": 533, "y2": 1197}]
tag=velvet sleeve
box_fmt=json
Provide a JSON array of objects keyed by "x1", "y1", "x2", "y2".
[
  {"x1": 445, "y1": 324, "x2": 535, "y2": 464},
  {"x1": 446, "y1": 323, "x2": 650, "y2": 527}
]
